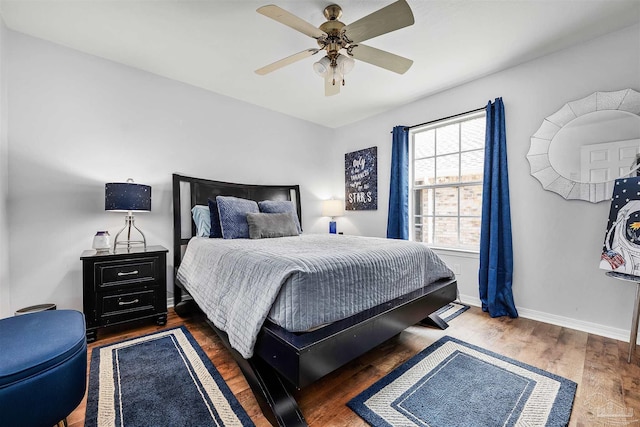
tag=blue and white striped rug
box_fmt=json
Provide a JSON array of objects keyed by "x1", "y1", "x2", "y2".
[
  {"x1": 435, "y1": 302, "x2": 470, "y2": 323},
  {"x1": 85, "y1": 326, "x2": 254, "y2": 427},
  {"x1": 348, "y1": 336, "x2": 576, "y2": 426}
]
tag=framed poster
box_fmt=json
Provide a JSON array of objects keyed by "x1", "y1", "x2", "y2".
[
  {"x1": 600, "y1": 177, "x2": 640, "y2": 276},
  {"x1": 345, "y1": 146, "x2": 378, "y2": 211}
]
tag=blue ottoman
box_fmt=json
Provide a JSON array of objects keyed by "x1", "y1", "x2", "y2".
[{"x1": 0, "y1": 310, "x2": 87, "y2": 427}]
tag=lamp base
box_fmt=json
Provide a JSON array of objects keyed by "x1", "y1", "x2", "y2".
[
  {"x1": 329, "y1": 221, "x2": 337, "y2": 234},
  {"x1": 113, "y1": 214, "x2": 147, "y2": 250}
]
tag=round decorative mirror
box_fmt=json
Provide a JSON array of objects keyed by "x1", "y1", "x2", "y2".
[{"x1": 527, "y1": 89, "x2": 640, "y2": 203}]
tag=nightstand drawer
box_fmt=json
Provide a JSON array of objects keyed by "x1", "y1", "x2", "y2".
[
  {"x1": 101, "y1": 290, "x2": 156, "y2": 317},
  {"x1": 96, "y1": 258, "x2": 158, "y2": 288}
]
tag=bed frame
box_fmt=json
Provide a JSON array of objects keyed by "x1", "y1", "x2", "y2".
[{"x1": 172, "y1": 173, "x2": 458, "y2": 426}]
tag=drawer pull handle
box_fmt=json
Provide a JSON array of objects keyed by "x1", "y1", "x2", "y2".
[
  {"x1": 118, "y1": 299, "x2": 140, "y2": 306},
  {"x1": 117, "y1": 270, "x2": 139, "y2": 277}
]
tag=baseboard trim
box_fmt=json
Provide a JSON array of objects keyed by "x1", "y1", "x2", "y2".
[{"x1": 459, "y1": 294, "x2": 638, "y2": 345}]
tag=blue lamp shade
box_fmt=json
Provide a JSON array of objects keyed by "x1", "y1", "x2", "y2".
[{"x1": 105, "y1": 182, "x2": 151, "y2": 212}]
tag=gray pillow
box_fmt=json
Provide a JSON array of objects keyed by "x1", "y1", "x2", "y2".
[{"x1": 246, "y1": 213, "x2": 300, "y2": 239}]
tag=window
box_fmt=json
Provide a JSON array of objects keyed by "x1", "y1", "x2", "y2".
[{"x1": 409, "y1": 111, "x2": 486, "y2": 251}]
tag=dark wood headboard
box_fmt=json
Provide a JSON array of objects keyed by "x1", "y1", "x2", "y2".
[{"x1": 171, "y1": 173, "x2": 302, "y2": 274}]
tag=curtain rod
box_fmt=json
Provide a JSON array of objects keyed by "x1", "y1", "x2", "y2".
[{"x1": 402, "y1": 106, "x2": 486, "y2": 131}]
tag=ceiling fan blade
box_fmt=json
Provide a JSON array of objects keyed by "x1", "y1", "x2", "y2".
[
  {"x1": 349, "y1": 44, "x2": 413, "y2": 74},
  {"x1": 255, "y1": 48, "x2": 320, "y2": 75},
  {"x1": 257, "y1": 5, "x2": 327, "y2": 40},
  {"x1": 343, "y1": 0, "x2": 414, "y2": 44},
  {"x1": 325, "y1": 73, "x2": 340, "y2": 96}
]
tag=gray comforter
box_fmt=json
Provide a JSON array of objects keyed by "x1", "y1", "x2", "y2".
[{"x1": 176, "y1": 234, "x2": 454, "y2": 358}]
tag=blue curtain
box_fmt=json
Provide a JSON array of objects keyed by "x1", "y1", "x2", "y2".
[
  {"x1": 387, "y1": 126, "x2": 409, "y2": 239},
  {"x1": 479, "y1": 98, "x2": 518, "y2": 318}
]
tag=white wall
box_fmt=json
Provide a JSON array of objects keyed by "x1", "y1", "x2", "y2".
[
  {"x1": 3, "y1": 31, "x2": 334, "y2": 317},
  {"x1": 4, "y1": 22, "x2": 640, "y2": 344},
  {"x1": 331, "y1": 24, "x2": 640, "y2": 341},
  {"x1": 0, "y1": 20, "x2": 9, "y2": 316}
]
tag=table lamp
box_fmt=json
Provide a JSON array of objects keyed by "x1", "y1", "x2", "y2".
[
  {"x1": 105, "y1": 178, "x2": 151, "y2": 250},
  {"x1": 322, "y1": 199, "x2": 344, "y2": 234}
]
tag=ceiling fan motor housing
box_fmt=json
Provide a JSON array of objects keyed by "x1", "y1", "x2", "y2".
[
  {"x1": 318, "y1": 11, "x2": 348, "y2": 64},
  {"x1": 323, "y1": 4, "x2": 343, "y2": 20}
]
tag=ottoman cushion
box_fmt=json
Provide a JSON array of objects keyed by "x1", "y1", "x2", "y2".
[{"x1": 0, "y1": 310, "x2": 86, "y2": 388}]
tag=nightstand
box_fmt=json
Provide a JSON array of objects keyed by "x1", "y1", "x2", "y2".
[{"x1": 80, "y1": 245, "x2": 168, "y2": 342}]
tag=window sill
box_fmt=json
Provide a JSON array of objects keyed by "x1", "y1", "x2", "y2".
[{"x1": 428, "y1": 246, "x2": 480, "y2": 259}]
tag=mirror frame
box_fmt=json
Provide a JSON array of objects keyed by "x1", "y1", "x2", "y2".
[{"x1": 527, "y1": 88, "x2": 640, "y2": 203}]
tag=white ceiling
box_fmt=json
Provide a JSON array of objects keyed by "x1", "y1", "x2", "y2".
[{"x1": 1, "y1": 0, "x2": 639, "y2": 128}]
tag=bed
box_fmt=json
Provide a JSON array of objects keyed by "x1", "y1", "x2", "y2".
[{"x1": 172, "y1": 173, "x2": 458, "y2": 426}]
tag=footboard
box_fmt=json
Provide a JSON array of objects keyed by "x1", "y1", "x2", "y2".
[{"x1": 256, "y1": 277, "x2": 457, "y2": 388}]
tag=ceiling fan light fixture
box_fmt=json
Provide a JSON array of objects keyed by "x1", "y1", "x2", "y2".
[
  {"x1": 313, "y1": 56, "x2": 331, "y2": 77},
  {"x1": 336, "y1": 54, "x2": 355, "y2": 75}
]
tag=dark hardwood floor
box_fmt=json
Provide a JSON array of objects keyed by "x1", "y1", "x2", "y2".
[{"x1": 68, "y1": 306, "x2": 640, "y2": 426}]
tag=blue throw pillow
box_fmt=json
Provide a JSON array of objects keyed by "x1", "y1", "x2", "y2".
[
  {"x1": 191, "y1": 205, "x2": 211, "y2": 237},
  {"x1": 216, "y1": 196, "x2": 259, "y2": 239},
  {"x1": 258, "y1": 200, "x2": 302, "y2": 233},
  {"x1": 207, "y1": 199, "x2": 223, "y2": 238}
]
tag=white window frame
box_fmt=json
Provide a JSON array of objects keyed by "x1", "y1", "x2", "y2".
[{"x1": 408, "y1": 110, "x2": 486, "y2": 253}]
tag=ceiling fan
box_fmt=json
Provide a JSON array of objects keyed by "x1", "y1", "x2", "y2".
[{"x1": 255, "y1": 0, "x2": 415, "y2": 96}]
